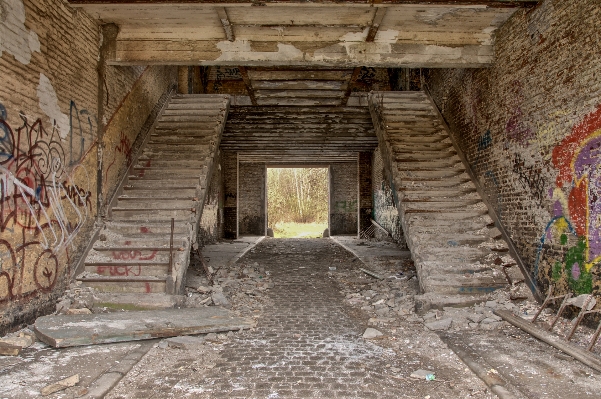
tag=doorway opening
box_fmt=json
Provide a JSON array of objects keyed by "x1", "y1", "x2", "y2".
[{"x1": 267, "y1": 167, "x2": 329, "y2": 238}]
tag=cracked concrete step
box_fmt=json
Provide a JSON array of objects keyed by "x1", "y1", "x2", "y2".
[
  {"x1": 392, "y1": 149, "x2": 458, "y2": 159},
  {"x1": 115, "y1": 198, "x2": 197, "y2": 210},
  {"x1": 387, "y1": 133, "x2": 448, "y2": 142},
  {"x1": 397, "y1": 169, "x2": 470, "y2": 179},
  {"x1": 128, "y1": 168, "x2": 206, "y2": 180},
  {"x1": 77, "y1": 276, "x2": 168, "y2": 293},
  {"x1": 120, "y1": 187, "x2": 199, "y2": 198},
  {"x1": 103, "y1": 220, "x2": 192, "y2": 234},
  {"x1": 132, "y1": 160, "x2": 206, "y2": 169},
  {"x1": 395, "y1": 178, "x2": 474, "y2": 189},
  {"x1": 84, "y1": 262, "x2": 171, "y2": 277},
  {"x1": 110, "y1": 208, "x2": 195, "y2": 221},
  {"x1": 420, "y1": 276, "x2": 507, "y2": 296},
  {"x1": 394, "y1": 159, "x2": 464, "y2": 170},
  {"x1": 401, "y1": 191, "x2": 479, "y2": 202}
]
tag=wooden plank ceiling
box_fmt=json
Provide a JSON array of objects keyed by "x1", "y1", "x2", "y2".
[
  {"x1": 223, "y1": 105, "x2": 377, "y2": 163},
  {"x1": 70, "y1": 1, "x2": 534, "y2": 68}
]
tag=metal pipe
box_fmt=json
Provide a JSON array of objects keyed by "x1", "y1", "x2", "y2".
[
  {"x1": 548, "y1": 292, "x2": 572, "y2": 331},
  {"x1": 567, "y1": 295, "x2": 595, "y2": 341}
]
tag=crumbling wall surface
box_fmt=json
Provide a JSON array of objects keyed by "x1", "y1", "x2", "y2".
[
  {"x1": 330, "y1": 162, "x2": 358, "y2": 235},
  {"x1": 101, "y1": 65, "x2": 176, "y2": 211},
  {"x1": 238, "y1": 162, "x2": 265, "y2": 236},
  {"x1": 427, "y1": 0, "x2": 601, "y2": 297},
  {"x1": 372, "y1": 147, "x2": 407, "y2": 248},
  {"x1": 198, "y1": 151, "x2": 223, "y2": 246},
  {"x1": 0, "y1": 0, "x2": 175, "y2": 335}
]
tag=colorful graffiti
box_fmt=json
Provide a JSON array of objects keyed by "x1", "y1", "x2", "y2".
[
  {"x1": 0, "y1": 101, "x2": 95, "y2": 302},
  {"x1": 536, "y1": 104, "x2": 601, "y2": 294}
]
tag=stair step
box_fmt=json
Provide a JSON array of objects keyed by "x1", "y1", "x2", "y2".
[
  {"x1": 77, "y1": 276, "x2": 168, "y2": 294},
  {"x1": 85, "y1": 261, "x2": 170, "y2": 276},
  {"x1": 110, "y1": 208, "x2": 194, "y2": 221},
  {"x1": 115, "y1": 199, "x2": 197, "y2": 209}
]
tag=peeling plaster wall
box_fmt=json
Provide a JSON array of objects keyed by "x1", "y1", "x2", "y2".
[
  {"x1": 330, "y1": 162, "x2": 358, "y2": 235},
  {"x1": 0, "y1": 0, "x2": 175, "y2": 334},
  {"x1": 372, "y1": 146, "x2": 407, "y2": 248},
  {"x1": 427, "y1": 0, "x2": 601, "y2": 298},
  {"x1": 198, "y1": 151, "x2": 223, "y2": 246}
]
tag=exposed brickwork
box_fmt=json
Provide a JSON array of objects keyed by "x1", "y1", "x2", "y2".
[
  {"x1": 222, "y1": 151, "x2": 238, "y2": 239},
  {"x1": 426, "y1": 0, "x2": 601, "y2": 298},
  {"x1": 358, "y1": 152, "x2": 372, "y2": 234},
  {"x1": 238, "y1": 162, "x2": 265, "y2": 236},
  {"x1": 330, "y1": 162, "x2": 358, "y2": 235},
  {"x1": 0, "y1": 0, "x2": 176, "y2": 334},
  {"x1": 372, "y1": 146, "x2": 407, "y2": 248},
  {"x1": 199, "y1": 151, "x2": 224, "y2": 246}
]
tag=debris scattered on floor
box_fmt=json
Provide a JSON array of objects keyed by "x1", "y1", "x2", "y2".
[
  {"x1": 40, "y1": 374, "x2": 79, "y2": 396},
  {"x1": 363, "y1": 327, "x2": 383, "y2": 339},
  {"x1": 410, "y1": 369, "x2": 436, "y2": 381}
]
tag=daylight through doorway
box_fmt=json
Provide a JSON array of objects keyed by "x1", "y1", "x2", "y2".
[{"x1": 267, "y1": 168, "x2": 329, "y2": 238}]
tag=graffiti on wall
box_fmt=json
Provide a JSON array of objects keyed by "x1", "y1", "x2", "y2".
[
  {"x1": 535, "y1": 104, "x2": 601, "y2": 294},
  {"x1": 0, "y1": 101, "x2": 95, "y2": 302}
]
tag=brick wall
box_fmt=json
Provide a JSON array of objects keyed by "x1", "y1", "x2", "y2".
[
  {"x1": 330, "y1": 162, "x2": 358, "y2": 235},
  {"x1": 222, "y1": 151, "x2": 237, "y2": 238},
  {"x1": 358, "y1": 152, "x2": 372, "y2": 234},
  {"x1": 238, "y1": 162, "x2": 265, "y2": 236},
  {"x1": 0, "y1": 0, "x2": 175, "y2": 334},
  {"x1": 372, "y1": 146, "x2": 407, "y2": 248},
  {"x1": 426, "y1": 0, "x2": 601, "y2": 297}
]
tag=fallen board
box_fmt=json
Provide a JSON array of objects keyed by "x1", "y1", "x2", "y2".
[{"x1": 34, "y1": 307, "x2": 255, "y2": 348}]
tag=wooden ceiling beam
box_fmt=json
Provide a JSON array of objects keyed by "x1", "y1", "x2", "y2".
[{"x1": 69, "y1": 1, "x2": 539, "y2": 9}]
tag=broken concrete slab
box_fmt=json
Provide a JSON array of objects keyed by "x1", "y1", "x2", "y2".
[
  {"x1": 425, "y1": 318, "x2": 453, "y2": 331},
  {"x1": 41, "y1": 374, "x2": 79, "y2": 396},
  {"x1": 34, "y1": 307, "x2": 255, "y2": 348},
  {"x1": 0, "y1": 342, "x2": 22, "y2": 356},
  {"x1": 93, "y1": 292, "x2": 186, "y2": 311},
  {"x1": 362, "y1": 328, "x2": 383, "y2": 339}
]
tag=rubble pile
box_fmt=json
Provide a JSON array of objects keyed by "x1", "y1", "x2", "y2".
[
  {"x1": 55, "y1": 281, "x2": 95, "y2": 315},
  {"x1": 185, "y1": 258, "x2": 274, "y2": 315},
  {"x1": 331, "y1": 242, "x2": 541, "y2": 333}
]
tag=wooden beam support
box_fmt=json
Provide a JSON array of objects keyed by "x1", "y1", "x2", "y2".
[
  {"x1": 69, "y1": 1, "x2": 540, "y2": 9},
  {"x1": 216, "y1": 7, "x2": 235, "y2": 42},
  {"x1": 237, "y1": 66, "x2": 257, "y2": 106}
]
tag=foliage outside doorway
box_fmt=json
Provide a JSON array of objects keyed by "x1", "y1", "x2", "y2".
[{"x1": 267, "y1": 168, "x2": 328, "y2": 238}]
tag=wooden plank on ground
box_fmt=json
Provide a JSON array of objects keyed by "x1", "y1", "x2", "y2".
[{"x1": 34, "y1": 307, "x2": 255, "y2": 348}]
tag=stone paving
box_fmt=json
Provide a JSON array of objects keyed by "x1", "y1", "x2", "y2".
[{"x1": 107, "y1": 238, "x2": 492, "y2": 398}]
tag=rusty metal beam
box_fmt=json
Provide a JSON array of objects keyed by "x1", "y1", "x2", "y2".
[
  {"x1": 238, "y1": 66, "x2": 258, "y2": 106},
  {"x1": 341, "y1": 67, "x2": 362, "y2": 106},
  {"x1": 365, "y1": 7, "x2": 387, "y2": 42}
]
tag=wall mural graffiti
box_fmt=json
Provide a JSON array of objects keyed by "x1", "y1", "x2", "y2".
[
  {"x1": 535, "y1": 104, "x2": 601, "y2": 294},
  {"x1": 0, "y1": 101, "x2": 95, "y2": 302}
]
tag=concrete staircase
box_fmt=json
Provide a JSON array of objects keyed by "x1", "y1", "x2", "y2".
[
  {"x1": 369, "y1": 91, "x2": 512, "y2": 310},
  {"x1": 77, "y1": 94, "x2": 230, "y2": 295}
]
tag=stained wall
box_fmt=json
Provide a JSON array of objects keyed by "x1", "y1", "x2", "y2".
[
  {"x1": 0, "y1": 0, "x2": 175, "y2": 334},
  {"x1": 427, "y1": 0, "x2": 601, "y2": 297}
]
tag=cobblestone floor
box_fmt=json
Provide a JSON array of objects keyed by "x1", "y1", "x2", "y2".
[{"x1": 108, "y1": 238, "x2": 492, "y2": 398}]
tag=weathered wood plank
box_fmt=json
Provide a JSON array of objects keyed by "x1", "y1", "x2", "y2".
[
  {"x1": 34, "y1": 307, "x2": 255, "y2": 348},
  {"x1": 112, "y1": 40, "x2": 495, "y2": 67},
  {"x1": 251, "y1": 80, "x2": 346, "y2": 90},
  {"x1": 247, "y1": 70, "x2": 352, "y2": 81}
]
